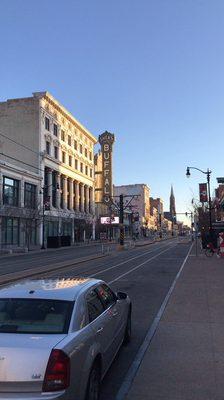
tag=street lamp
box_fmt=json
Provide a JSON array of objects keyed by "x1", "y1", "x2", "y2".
[{"x1": 186, "y1": 166, "x2": 212, "y2": 236}]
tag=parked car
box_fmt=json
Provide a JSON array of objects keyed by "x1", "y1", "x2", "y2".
[{"x1": 0, "y1": 277, "x2": 131, "y2": 400}]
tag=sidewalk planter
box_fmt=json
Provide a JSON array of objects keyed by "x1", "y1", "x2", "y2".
[
  {"x1": 61, "y1": 235, "x2": 71, "y2": 247},
  {"x1": 47, "y1": 236, "x2": 61, "y2": 248}
]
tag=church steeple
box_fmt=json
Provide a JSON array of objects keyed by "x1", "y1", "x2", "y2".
[{"x1": 170, "y1": 185, "x2": 176, "y2": 217}]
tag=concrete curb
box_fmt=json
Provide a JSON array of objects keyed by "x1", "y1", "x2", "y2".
[
  {"x1": 0, "y1": 253, "x2": 107, "y2": 286},
  {"x1": 0, "y1": 242, "x2": 114, "y2": 259}
]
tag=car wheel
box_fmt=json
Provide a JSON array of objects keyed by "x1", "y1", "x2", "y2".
[
  {"x1": 85, "y1": 362, "x2": 101, "y2": 400},
  {"x1": 123, "y1": 310, "x2": 131, "y2": 345}
]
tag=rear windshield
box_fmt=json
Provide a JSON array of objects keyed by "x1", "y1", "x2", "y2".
[{"x1": 0, "y1": 299, "x2": 73, "y2": 334}]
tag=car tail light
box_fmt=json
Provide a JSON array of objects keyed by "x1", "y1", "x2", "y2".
[{"x1": 42, "y1": 349, "x2": 70, "y2": 392}]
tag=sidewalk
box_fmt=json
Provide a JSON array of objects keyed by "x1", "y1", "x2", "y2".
[{"x1": 125, "y1": 244, "x2": 224, "y2": 400}]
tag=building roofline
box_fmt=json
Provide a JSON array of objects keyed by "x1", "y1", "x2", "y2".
[
  {"x1": 114, "y1": 183, "x2": 150, "y2": 188},
  {"x1": 0, "y1": 92, "x2": 97, "y2": 144},
  {"x1": 33, "y1": 91, "x2": 97, "y2": 144}
]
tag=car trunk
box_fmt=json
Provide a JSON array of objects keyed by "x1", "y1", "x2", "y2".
[{"x1": 0, "y1": 333, "x2": 66, "y2": 393}]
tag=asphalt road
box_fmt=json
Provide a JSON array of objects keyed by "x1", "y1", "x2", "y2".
[
  {"x1": 37, "y1": 238, "x2": 192, "y2": 400},
  {"x1": 0, "y1": 243, "x2": 113, "y2": 275}
]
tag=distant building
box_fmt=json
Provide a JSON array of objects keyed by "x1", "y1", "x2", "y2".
[
  {"x1": 150, "y1": 197, "x2": 164, "y2": 215},
  {"x1": 149, "y1": 197, "x2": 164, "y2": 231},
  {"x1": 170, "y1": 184, "x2": 176, "y2": 217},
  {"x1": 164, "y1": 185, "x2": 176, "y2": 222},
  {"x1": 114, "y1": 184, "x2": 150, "y2": 236}
]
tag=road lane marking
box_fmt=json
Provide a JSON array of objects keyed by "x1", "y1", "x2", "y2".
[
  {"x1": 115, "y1": 241, "x2": 194, "y2": 400},
  {"x1": 107, "y1": 245, "x2": 177, "y2": 284},
  {"x1": 90, "y1": 242, "x2": 177, "y2": 279}
]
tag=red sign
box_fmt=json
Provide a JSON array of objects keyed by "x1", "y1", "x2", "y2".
[{"x1": 199, "y1": 183, "x2": 208, "y2": 203}]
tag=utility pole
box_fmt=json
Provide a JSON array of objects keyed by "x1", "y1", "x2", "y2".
[
  {"x1": 119, "y1": 194, "x2": 124, "y2": 246},
  {"x1": 107, "y1": 193, "x2": 140, "y2": 248}
]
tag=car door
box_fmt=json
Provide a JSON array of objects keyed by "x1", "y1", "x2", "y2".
[
  {"x1": 95, "y1": 284, "x2": 124, "y2": 361},
  {"x1": 86, "y1": 288, "x2": 115, "y2": 374}
]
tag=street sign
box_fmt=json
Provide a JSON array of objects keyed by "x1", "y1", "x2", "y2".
[
  {"x1": 217, "y1": 177, "x2": 224, "y2": 184},
  {"x1": 199, "y1": 183, "x2": 208, "y2": 203}
]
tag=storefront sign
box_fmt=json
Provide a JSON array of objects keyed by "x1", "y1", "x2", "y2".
[
  {"x1": 99, "y1": 131, "x2": 115, "y2": 205},
  {"x1": 199, "y1": 183, "x2": 208, "y2": 203},
  {"x1": 101, "y1": 216, "x2": 119, "y2": 224}
]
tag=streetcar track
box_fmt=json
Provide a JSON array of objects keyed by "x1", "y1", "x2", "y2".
[{"x1": 40, "y1": 241, "x2": 177, "y2": 280}]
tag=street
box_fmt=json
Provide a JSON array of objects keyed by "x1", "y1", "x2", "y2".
[
  {"x1": 22, "y1": 239, "x2": 192, "y2": 400},
  {"x1": 0, "y1": 243, "x2": 111, "y2": 276}
]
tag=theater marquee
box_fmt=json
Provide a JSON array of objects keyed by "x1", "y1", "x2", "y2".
[{"x1": 99, "y1": 131, "x2": 115, "y2": 205}]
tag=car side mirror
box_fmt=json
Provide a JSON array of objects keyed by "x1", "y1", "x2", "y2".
[{"x1": 116, "y1": 291, "x2": 127, "y2": 300}]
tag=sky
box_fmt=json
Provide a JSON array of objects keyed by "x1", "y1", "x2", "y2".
[{"x1": 1, "y1": 0, "x2": 224, "y2": 225}]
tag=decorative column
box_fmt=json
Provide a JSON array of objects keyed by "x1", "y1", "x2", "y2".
[
  {"x1": 75, "y1": 181, "x2": 79, "y2": 212},
  {"x1": 0, "y1": 173, "x2": 3, "y2": 208},
  {"x1": 47, "y1": 169, "x2": 53, "y2": 208},
  {"x1": 56, "y1": 173, "x2": 60, "y2": 209},
  {"x1": 89, "y1": 187, "x2": 94, "y2": 214},
  {"x1": 62, "y1": 176, "x2": 67, "y2": 209},
  {"x1": 85, "y1": 185, "x2": 90, "y2": 213},
  {"x1": 80, "y1": 184, "x2": 85, "y2": 213},
  {"x1": 20, "y1": 178, "x2": 25, "y2": 208},
  {"x1": 0, "y1": 173, "x2": 2, "y2": 248},
  {"x1": 69, "y1": 179, "x2": 74, "y2": 210}
]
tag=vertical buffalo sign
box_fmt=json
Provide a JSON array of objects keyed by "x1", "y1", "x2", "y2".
[
  {"x1": 199, "y1": 183, "x2": 208, "y2": 203},
  {"x1": 99, "y1": 131, "x2": 115, "y2": 205}
]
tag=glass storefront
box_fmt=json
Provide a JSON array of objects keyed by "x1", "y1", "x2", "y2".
[
  {"x1": 45, "y1": 220, "x2": 59, "y2": 239},
  {"x1": 24, "y1": 219, "x2": 37, "y2": 246},
  {"x1": 62, "y1": 221, "x2": 72, "y2": 236},
  {"x1": 1, "y1": 217, "x2": 20, "y2": 246}
]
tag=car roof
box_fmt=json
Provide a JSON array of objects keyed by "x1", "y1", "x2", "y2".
[{"x1": 0, "y1": 277, "x2": 103, "y2": 301}]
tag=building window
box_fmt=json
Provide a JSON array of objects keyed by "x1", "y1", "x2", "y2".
[
  {"x1": 54, "y1": 146, "x2": 58, "y2": 159},
  {"x1": 62, "y1": 151, "x2": 66, "y2": 164},
  {"x1": 53, "y1": 124, "x2": 58, "y2": 136},
  {"x1": 24, "y1": 183, "x2": 36, "y2": 209},
  {"x1": 85, "y1": 166, "x2": 88, "y2": 175},
  {"x1": 3, "y1": 177, "x2": 19, "y2": 206},
  {"x1": 68, "y1": 135, "x2": 71, "y2": 146},
  {"x1": 90, "y1": 168, "x2": 93, "y2": 178},
  {"x1": 85, "y1": 148, "x2": 88, "y2": 157},
  {"x1": 75, "y1": 159, "x2": 78, "y2": 170},
  {"x1": 2, "y1": 217, "x2": 19, "y2": 245},
  {"x1": 45, "y1": 117, "x2": 50, "y2": 131},
  {"x1": 46, "y1": 141, "x2": 50, "y2": 155},
  {"x1": 61, "y1": 130, "x2": 65, "y2": 141},
  {"x1": 74, "y1": 140, "x2": 77, "y2": 150},
  {"x1": 80, "y1": 144, "x2": 83, "y2": 154},
  {"x1": 89, "y1": 151, "x2": 92, "y2": 161},
  {"x1": 69, "y1": 155, "x2": 72, "y2": 167},
  {"x1": 80, "y1": 162, "x2": 83, "y2": 173}
]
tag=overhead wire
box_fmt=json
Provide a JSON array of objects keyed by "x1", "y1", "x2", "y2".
[
  {"x1": 0, "y1": 131, "x2": 41, "y2": 156},
  {"x1": 0, "y1": 152, "x2": 44, "y2": 173}
]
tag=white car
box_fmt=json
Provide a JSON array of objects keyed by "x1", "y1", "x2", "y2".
[{"x1": 0, "y1": 277, "x2": 131, "y2": 400}]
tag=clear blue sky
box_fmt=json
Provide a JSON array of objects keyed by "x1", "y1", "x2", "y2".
[{"x1": 1, "y1": 0, "x2": 224, "y2": 224}]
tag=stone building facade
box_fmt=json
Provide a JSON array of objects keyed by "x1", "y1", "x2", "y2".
[{"x1": 0, "y1": 92, "x2": 97, "y2": 249}]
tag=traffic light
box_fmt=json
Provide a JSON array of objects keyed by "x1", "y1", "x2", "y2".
[{"x1": 185, "y1": 212, "x2": 188, "y2": 217}]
